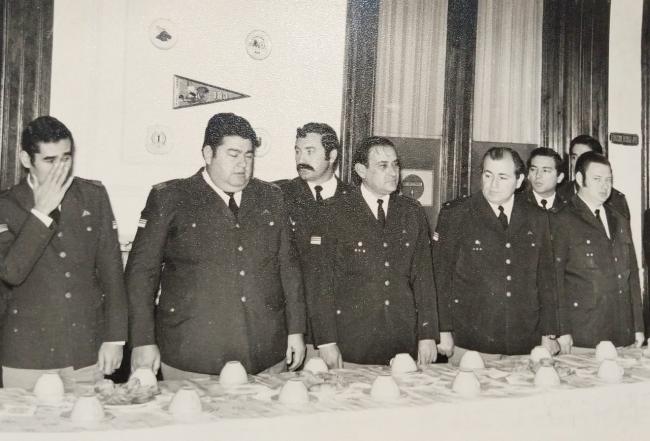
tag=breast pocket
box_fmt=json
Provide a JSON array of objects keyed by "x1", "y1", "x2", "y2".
[{"x1": 570, "y1": 243, "x2": 599, "y2": 269}]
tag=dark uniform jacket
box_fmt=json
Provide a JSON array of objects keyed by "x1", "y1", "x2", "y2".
[
  {"x1": 558, "y1": 180, "x2": 630, "y2": 219},
  {"x1": 312, "y1": 188, "x2": 439, "y2": 365},
  {"x1": 433, "y1": 192, "x2": 557, "y2": 355},
  {"x1": 551, "y1": 194, "x2": 643, "y2": 347},
  {"x1": 524, "y1": 187, "x2": 568, "y2": 214},
  {"x1": 278, "y1": 177, "x2": 352, "y2": 343},
  {"x1": 126, "y1": 170, "x2": 306, "y2": 375},
  {"x1": 0, "y1": 178, "x2": 127, "y2": 369}
]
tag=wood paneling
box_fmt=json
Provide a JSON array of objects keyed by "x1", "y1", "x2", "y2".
[
  {"x1": 0, "y1": 0, "x2": 53, "y2": 190},
  {"x1": 541, "y1": 0, "x2": 610, "y2": 157}
]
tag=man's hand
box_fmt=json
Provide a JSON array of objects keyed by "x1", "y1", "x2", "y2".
[
  {"x1": 417, "y1": 339, "x2": 438, "y2": 366},
  {"x1": 557, "y1": 334, "x2": 573, "y2": 354},
  {"x1": 97, "y1": 343, "x2": 123, "y2": 375},
  {"x1": 437, "y1": 332, "x2": 455, "y2": 357},
  {"x1": 286, "y1": 333, "x2": 306, "y2": 371},
  {"x1": 318, "y1": 344, "x2": 343, "y2": 369},
  {"x1": 541, "y1": 335, "x2": 560, "y2": 355},
  {"x1": 32, "y1": 160, "x2": 73, "y2": 216},
  {"x1": 131, "y1": 344, "x2": 161, "y2": 374},
  {"x1": 635, "y1": 332, "x2": 645, "y2": 348}
]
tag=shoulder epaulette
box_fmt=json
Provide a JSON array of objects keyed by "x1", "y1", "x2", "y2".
[
  {"x1": 152, "y1": 179, "x2": 182, "y2": 191},
  {"x1": 441, "y1": 194, "x2": 469, "y2": 209},
  {"x1": 75, "y1": 177, "x2": 104, "y2": 187}
]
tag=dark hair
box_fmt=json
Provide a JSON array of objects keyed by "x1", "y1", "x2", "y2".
[
  {"x1": 481, "y1": 147, "x2": 525, "y2": 178},
  {"x1": 296, "y1": 122, "x2": 341, "y2": 168},
  {"x1": 575, "y1": 151, "x2": 611, "y2": 183},
  {"x1": 203, "y1": 113, "x2": 259, "y2": 156},
  {"x1": 527, "y1": 147, "x2": 563, "y2": 172},
  {"x1": 570, "y1": 135, "x2": 603, "y2": 155},
  {"x1": 21, "y1": 116, "x2": 75, "y2": 162},
  {"x1": 352, "y1": 136, "x2": 395, "y2": 185}
]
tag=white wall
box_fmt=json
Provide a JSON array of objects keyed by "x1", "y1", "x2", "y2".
[
  {"x1": 609, "y1": 0, "x2": 643, "y2": 265},
  {"x1": 50, "y1": 0, "x2": 348, "y2": 241}
]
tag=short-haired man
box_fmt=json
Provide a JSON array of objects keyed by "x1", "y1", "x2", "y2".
[
  {"x1": 126, "y1": 113, "x2": 306, "y2": 379},
  {"x1": 277, "y1": 123, "x2": 352, "y2": 348},
  {"x1": 525, "y1": 147, "x2": 567, "y2": 212},
  {"x1": 558, "y1": 135, "x2": 629, "y2": 219},
  {"x1": 434, "y1": 147, "x2": 558, "y2": 357},
  {"x1": 313, "y1": 136, "x2": 440, "y2": 368},
  {"x1": 552, "y1": 152, "x2": 644, "y2": 352},
  {"x1": 0, "y1": 116, "x2": 127, "y2": 388}
]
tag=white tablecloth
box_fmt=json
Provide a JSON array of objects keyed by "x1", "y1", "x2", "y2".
[{"x1": 3, "y1": 348, "x2": 650, "y2": 441}]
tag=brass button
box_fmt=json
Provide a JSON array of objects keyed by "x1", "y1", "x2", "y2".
[
  {"x1": 505, "y1": 259, "x2": 511, "y2": 264},
  {"x1": 239, "y1": 270, "x2": 246, "y2": 276},
  {"x1": 384, "y1": 300, "x2": 390, "y2": 306},
  {"x1": 59, "y1": 251, "x2": 67, "y2": 258},
  {"x1": 505, "y1": 243, "x2": 511, "y2": 248},
  {"x1": 506, "y1": 292, "x2": 512, "y2": 297},
  {"x1": 241, "y1": 296, "x2": 247, "y2": 303},
  {"x1": 65, "y1": 272, "x2": 71, "y2": 278},
  {"x1": 64, "y1": 292, "x2": 72, "y2": 299},
  {"x1": 237, "y1": 245, "x2": 243, "y2": 251}
]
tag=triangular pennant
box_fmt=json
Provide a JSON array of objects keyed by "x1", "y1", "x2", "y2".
[{"x1": 173, "y1": 75, "x2": 249, "y2": 109}]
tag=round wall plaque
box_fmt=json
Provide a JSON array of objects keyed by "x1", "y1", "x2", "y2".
[
  {"x1": 245, "y1": 30, "x2": 272, "y2": 60},
  {"x1": 149, "y1": 19, "x2": 178, "y2": 50}
]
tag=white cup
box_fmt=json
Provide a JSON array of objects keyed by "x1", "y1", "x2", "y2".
[
  {"x1": 530, "y1": 346, "x2": 553, "y2": 364},
  {"x1": 219, "y1": 361, "x2": 248, "y2": 386},
  {"x1": 595, "y1": 341, "x2": 618, "y2": 362},
  {"x1": 370, "y1": 374, "x2": 401, "y2": 401},
  {"x1": 70, "y1": 393, "x2": 105, "y2": 423},
  {"x1": 598, "y1": 359, "x2": 624, "y2": 383},
  {"x1": 278, "y1": 378, "x2": 310, "y2": 405},
  {"x1": 459, "y1": 350, "x2": 485, "y2": 370},
  {"x1": 130, "y1": 368, "x2": 158, "y2": 388},
  {"x1": 33, "y1": 372, "x2": 65, "y2": 403},
  {"x1": 390, "y1": 353, "x2": 418, "y2": 374},
  {"x1": 452, "y1": 368, "x2": 481, "y2": 397},
  {"x1": 534, "y1": 360, "x2": 561, "y2": 388},
  {"x1": 303, "y1": 357, "x2": 329, "y2": 374},
  {"x1": 168, "y1": 386, "x2": 202, "y2": 418}
]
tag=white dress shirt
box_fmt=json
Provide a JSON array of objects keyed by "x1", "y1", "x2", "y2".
[
  {"x1": 202, "y1": 169, "x2": 242, "y2": 206},
  {"x1": 532, "y1": 191, "x2": 556, "y2": 209},
  {"x1": 486, "y1": 194, "x2": 514, "y2": 224},
  {"x1": 578, "y1": 195, "x2": 611, "y2": 239},
  {"x1": 360, "y1": 183, "x2": 390, "y2": 219},
  {"x1": 307, "y1": 175, "x2": 337, "y2": 200}
]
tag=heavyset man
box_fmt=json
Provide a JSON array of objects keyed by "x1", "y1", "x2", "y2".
[
  {"x1": 0, "y1": 116, "x2": 127, "y2": 388},
  {"x1": 312, "y1": 136, "x2": 441, "y2": 368},
  {"x1": 126, "y1": 113, "x2": 306, "y2": 379},
  {"x1": 434, "y1": 147, "x2": 558, "y2": 358}
]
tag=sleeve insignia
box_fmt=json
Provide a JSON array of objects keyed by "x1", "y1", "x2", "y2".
[
  {"x1": 138, "y1": 218, "x2": 148, "y2": 229},
  {"x1": 0, "y1": 224, "x2": 8, "y2": 234}
]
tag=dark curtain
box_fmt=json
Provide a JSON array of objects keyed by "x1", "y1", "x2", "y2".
[{"x1": 541, "y1": 0, "x2": 610, "y2": 159}]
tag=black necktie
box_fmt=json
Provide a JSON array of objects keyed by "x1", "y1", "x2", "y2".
[
  {"x1": 595, "y1": 209, "x2": 607, "y2": 235},
  {"x1": 225, "y1": 192, "x2": 239, "y2": 218},
  {"x1": 49, "y1": 208, "x2": 61, "y2": 224},
  {"x1": 497, "y1": 205, "x2": 508, "y2": 230},
  {"x1": 540, "y1": 199, "x2": 548, "y2": 210},
  {"x1": 377, "y1": 199, "x2": 386, "y2": 228},
  {"x1": 314, "y1": 185, "x2": 323, "y2": 203}
]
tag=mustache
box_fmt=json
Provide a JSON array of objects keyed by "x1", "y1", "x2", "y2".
[{"x1": 297, "y1": 163, "x2": 314, "y2": 172}]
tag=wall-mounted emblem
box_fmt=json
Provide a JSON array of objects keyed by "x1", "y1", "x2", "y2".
[
  {"x1": 173, "y1": 75, "x2": 249, "y2": 109},
  {"x1": 245, "y1": 30, "x2": 272, "y2": 60},
  {"x1": 149, "y1": 19, "x2": 178, "y2": 50},
  {"x1": 401, "y1": 169, "x2": 433, "y2": 206}
]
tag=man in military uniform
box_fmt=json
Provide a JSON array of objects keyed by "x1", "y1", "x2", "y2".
[
  {"x1": 558, "y1": 135, "x2": 629, "y2": 219},
  {"x1": 277, "y1": 123, "x2": 352, "y2": 350},
  {"x1": 126, "y1": 113, "x2": 306, "y2": 379},
  {"x1": 313, "y1": 136, "x2": 440, "y2": 368},
  {"x1": 525, "y1": 147, "x2": 568, "y2": 213},
  {"x1": 433, "y1": 147, "x2": 557, "y2": 357},
  {"x1": 0, "y1": 116, "x2": 127, "y2": 388},
  {"x1": 552, "y1": 152, "x2": 644, "y2": 352}
]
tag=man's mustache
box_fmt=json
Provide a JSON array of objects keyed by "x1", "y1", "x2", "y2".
[{"x1": 297, "y1": 164, "x2": 314, "y2": 172}]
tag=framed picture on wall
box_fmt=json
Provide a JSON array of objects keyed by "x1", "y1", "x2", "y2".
[{"x1": 400, "y1": 169, "x2": 433, "y2": 207}]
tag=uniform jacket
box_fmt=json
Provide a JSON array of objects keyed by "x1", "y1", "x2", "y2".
[
  {"x1": 312, "y1": 189, "x2": 439, "y2": 365},
  {"x1": 558, "y1": 180, "x2": 630, "y2": 219},
  {"x1": 433, "y1": 192, "x2": 557, "y2": 355},
  {"x1": 126, "y1": 170, "x2": 306, "y2": 375},
  {"x1": 278, "y1": 177, "x2": 352, "y2": 343},
  {"x1": 524, "y1": 187, "x2": 568, "y2": 214},
  {"x1": 551, "y1": 194, "x2": 643, "y2": 347},
  {"x1": 0, "y1": 178, "x2": 127, "y2": 369}
]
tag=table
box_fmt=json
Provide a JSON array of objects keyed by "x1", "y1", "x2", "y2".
[{"x1": 2, "y1": 348, "x2": 650, "y2": 441}]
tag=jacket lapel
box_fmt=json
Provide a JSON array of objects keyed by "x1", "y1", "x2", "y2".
[
  {"x1": 472, "y1": 193, "x2": 507, "y2": 237},
  {"x1": 571, "y1": 194, "x2": 610, "y2": 239}
]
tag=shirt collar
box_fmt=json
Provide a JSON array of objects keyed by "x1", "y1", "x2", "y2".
[
  {"x1": 532, "y1": 190, "x2": 556, "y2": 209},
  {"x1": 306, "y1": 174, "x2": 337, "y2": 200},
  {"x1": 487, "y1": 194, "x2": 514, "y2": 219},
  {"x1": 202, "y1": 169, "x2": 242, "y2": 206},
  {"x1": 360, "y1": 183, "x2": 390, "y2": 219}
]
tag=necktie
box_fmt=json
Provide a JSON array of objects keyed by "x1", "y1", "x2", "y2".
[
  {"x1": 377, "y1": 199, "x2": 386, "y2": 228},
  {"x1": 314, "y1": 185, "x2": 323, "y2": 203},
  {"x1": 49, "y1": 208, "x2": 61, "y2": 224},
  {"x1": 540, "y1": 199, "x2": 548, "y2": 210},
  {"x1": 497, "y1": 205, "x2": 508, "y2": 230},
  {"x1": 594, "y1": 209, "x2": 607, "y2": 235},
  {"x1": 225, "y1": 192, "x2": 239, "y2": 218}
]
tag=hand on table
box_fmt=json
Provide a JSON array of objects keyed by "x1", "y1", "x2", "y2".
[
  {"x1": 417, "y1": 339, "x2": 438, "y2": 366},
  {"x1": 97, "y1": 343, "x2": 123, "y2": 375},
  {"x1": 318, "y1": 343, "x2": 343, "y2": 369},
  {"x1": 557, "y1": 334, "x2": 573, "y2": 354},
  {"x1": 437, "y1": 332, "x2": 455, "y2": 357},
  {"x1": 635, "y1": 332, "x2": 645, "y2": 348},
  {"x1": 541, "y1": 335, "x2": 560, "y2": 355},
  {"x1": 131, "y1": 344, "x2": 161, "y2": 374},
  {"x1": 32, "y1": 160, "x2": 73, "y2": 216},
  {"x1": 286, "y1": 333, "x2": 306, "y2": 371}
]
